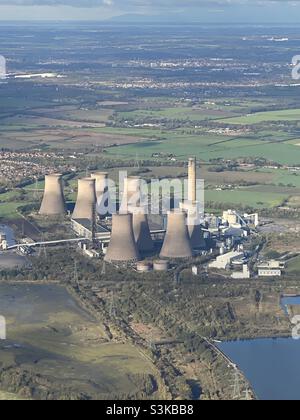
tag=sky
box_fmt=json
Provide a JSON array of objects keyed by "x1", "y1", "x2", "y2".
[{"x1": 0, "y1": 0, "x2": 300, "y2": 23}]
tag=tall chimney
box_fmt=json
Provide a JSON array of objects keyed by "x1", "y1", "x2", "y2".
[
  {"x1": 39, "y1": 174, "x2": 66, "y2": 216},
  {"x1": 188, "y1": 157, "x2": 197, "y2": 203},
  {"x1": 105, "y1": 213, "x2": 140, "y2": 262},
  {"x1": 72, "y1": 178, "x2": 97, "y2": 220},
  {"x1": 160, "y1": 210, "x2": 193, "y2": 259}
]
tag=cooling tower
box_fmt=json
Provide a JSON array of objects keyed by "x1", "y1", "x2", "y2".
[
  {"x1": 105, "y1": 214, "x2": 140, "y2": 263},
  {"x1": 91, "y1": 172, "x2": 109, "y2": 216},
  {"x1": 187, "y1": 201, "x2": 206, "y2": 249},
  {"x1": 132, "y1": 211, "x2": 154, "y2": 253},
  {"x1": 188, "y1": 157, "x2": 197, "y2": 203},
  {"x1": 72, "y1": 178, "x2": 97, "y2": 220},
  {"x1": 188, "y1": 224, "x2": 206, "y2": 249},
  {"x1": 120, "y1": 176, "x2": 141, "y2": 212},
  {"x1": 91, "y1": 172, "x2": 108, "y2": 203},
  {"x1": 160, "y1": 211, "x2": 193, "y2": 259},
  {"x1": 39, "y1": 174, "x2": 66, "y2": 216}
]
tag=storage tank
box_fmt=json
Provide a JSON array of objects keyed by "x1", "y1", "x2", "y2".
[
  {"x1": 105, "y1": 213, "x2": 140, "y2": 263},
  {"x1": 72, "y1": 178, "x2": 97, "y2": 220},
  {"x1": 153, "y1": 260, "x2": 170, "y2": 272},
  {"x1": 39, "y1": 174, "x2": 66, "y2": 216},
  {"x1": 136, "y1": 261, "x2": 153, "y2": 273}
]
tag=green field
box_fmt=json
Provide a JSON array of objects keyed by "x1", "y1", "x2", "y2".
[
  {"x1": 219, "y1": 108, "x2": 300, "y2": 125},
  {"x1": 106, "y1": 134, "x2": 300, "y2": 165},
  {"x1": 118, "y1": 106, "x2": 233, "y2": 121},
  {"x1": 287, "y1": 256, "x2": 300, "y2": 274},
  {"x1": 205, "y1": 188, "x2": 287, "y2": 208}
]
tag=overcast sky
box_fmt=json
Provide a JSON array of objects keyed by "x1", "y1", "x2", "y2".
[{"x1": 0, "y1": 0, "x2": 300, "y2": 22}]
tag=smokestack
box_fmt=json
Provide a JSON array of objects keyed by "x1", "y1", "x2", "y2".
[
  {"x1": 105, "y1": 214, "x2": 140, "y2": 262},
  {"x1": 188, "y1": 157, "x2": 197, "y2": 203},
  {"x1": 91, "y1": 172, "x2": 109, "y2": 216},
  {"x1": 72, "y1": 178, "x2": 97, "y2": 220},
  {"x1": 132, "y1": 210, "x2": 154, "y2": 253},
  {"x1": 120, "y1": 176, "x2": 142, "y2": 212},
  {"x1": 39, "y1": 174, "x2": 66, "y2": 216},
  {"x1": 160, "y1": 210, "x2": 193, "y2": 259}
]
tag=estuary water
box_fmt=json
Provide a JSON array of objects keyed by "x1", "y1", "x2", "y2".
[{"x1": 219, "y1": 296, "x2": 300, "y2": 400}]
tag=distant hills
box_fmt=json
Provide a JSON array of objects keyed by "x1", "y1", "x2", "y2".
[{"x1": 107, "y1": 13, "x2": 196, "y2": 24}]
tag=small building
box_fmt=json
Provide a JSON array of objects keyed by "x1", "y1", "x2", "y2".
[
  {"x1": 258, "y1": 269, "x2": 282, "y2": 277},
  {"x1": 257, "y1": 260, "x2": 284, "y2": 277}
]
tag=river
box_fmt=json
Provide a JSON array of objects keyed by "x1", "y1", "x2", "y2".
[{"x1": 219, "y1": 296, "x2": 300, "y2": 400}]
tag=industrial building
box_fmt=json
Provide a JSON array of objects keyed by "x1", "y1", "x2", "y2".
[
  {"x1": 231, "y1": 264, "x2": 251, "y2": 279},
  {"x1": 257, "y1": 260, "x2": 285, "y2": 277},
  {"x1": 39, "y1": 174, "x2": 66, "y2": 216},
  {"x1": 71, "y1": 218, "x2": 110, "y2": 241},
  {"x1": 209, "y1": 251, "x2": 245, "y2": 270}
]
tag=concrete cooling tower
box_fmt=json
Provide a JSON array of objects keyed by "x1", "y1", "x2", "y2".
[
  {"x1": 72, "y1": 178, "x2": 97, "y2": 220},
  {"x1": 132, "y1": 211, "x2": 154, "y2": 253},
  {"x1": 39, "y1": 174, "x2": 66, "y2": 216},
  {"x1": 120, "y1": 176, "x2": 142, "y2": 212},
  {"x1": 186, "y1": 202, "x2": 206, "y2": 249},
  {"x1": 160, "y1": 211, "x2": 193, "y2": 259},
  {"x1": 188, "y1": 223, "x2": 206, "y2": 249},
  {"x1": 91, "y1": 172, "x2": 109, "y2": 216},
  {"x1": 105, "y1": 214, "x2": 140, "y2": 263}
]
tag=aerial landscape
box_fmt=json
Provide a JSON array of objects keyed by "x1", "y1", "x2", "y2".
[{"x1": 1, "y1": 0, "x2": 300, "y2": 404}]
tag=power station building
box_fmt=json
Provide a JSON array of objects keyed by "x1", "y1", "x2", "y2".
[{"x1": 39, "y1": 174, "x2": 66, "y2": 216}]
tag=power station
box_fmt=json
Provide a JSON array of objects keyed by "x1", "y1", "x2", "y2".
[
  {"x1": 72, "y1": 178, "x2": 97, "y2": 221},
  {"x1": 38, "y1": 157, "x2": 208, "y2": 265},
  {"x1": 39, "y1": 174, "x2": 66, "y2": 216}
]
